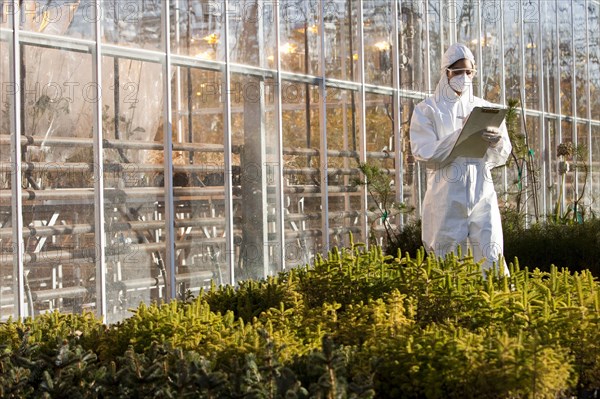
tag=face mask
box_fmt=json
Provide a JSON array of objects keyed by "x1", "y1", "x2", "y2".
[{"x1": 448, "y1": 73, "x2": 472, "y2": 94}]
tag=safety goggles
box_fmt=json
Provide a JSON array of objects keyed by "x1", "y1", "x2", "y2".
[{"x1": 446, "y1": 68, "x2": 478, "y2": 77}]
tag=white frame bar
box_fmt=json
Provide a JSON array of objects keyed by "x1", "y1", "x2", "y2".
[
  {"x1": 274, "y1": 0, "x2": 286, "y2": 269},
  {"x1": 357, "y1": 0, "x2": 368, "y2": 245},
  {"x1": 319, "y1": 0, "x2": 330, "y2": 252},
  {"x1": 162, "y1": 0, "x2": 176, "y2": 300},
  {"x1": 585, "y1": 0, "x2": 594, "y2": 204},
  {"x1": 10, "y1": 0, "x2": 25, "y2": 318},
  {"x1": 570, "y1": 0, "x2": 579, "y2": 199},
  {"x1": 393, "y1": 0, "x2": 403, "y2": 228},
  {"x1": 91, "y1": 0, "x2": 107, "y2": 321},
  {"x1": 555, "y1": 0, "x2": 564, "y2": 214},
  {"x1": 223, "y1": 0, "x2": 235, "y2": 285},
  {"x1": 538, "y1": 0, "x2": 548, "y2": 217}
]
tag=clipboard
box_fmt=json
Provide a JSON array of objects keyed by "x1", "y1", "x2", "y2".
[{"x1": 449, "y1": 106, "x2": 508, "y2": 158}]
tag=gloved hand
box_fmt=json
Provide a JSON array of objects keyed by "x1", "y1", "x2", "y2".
[{"x1": 481, "y1": 127, "x2": 502, "y2": 147}]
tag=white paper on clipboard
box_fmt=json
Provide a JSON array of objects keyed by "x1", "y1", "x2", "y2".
[{"x1": 449, "y1": 106, "x2": 508, "y2": 159}]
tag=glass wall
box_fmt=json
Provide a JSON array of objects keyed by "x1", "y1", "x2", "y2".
[{"x1": 1, "y1": 0, "x2": 599, "y2": 322}]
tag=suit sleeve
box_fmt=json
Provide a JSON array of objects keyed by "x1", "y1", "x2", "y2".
[{"x1": 409, "y1": 102, "x2": 461, "y2": 164}]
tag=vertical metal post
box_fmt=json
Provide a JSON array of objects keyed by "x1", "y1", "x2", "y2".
[
  {"x1": 423, "y1": 0, "x2": 431, "y2": 92},
  {"x1": 10, "y1": 0, "x2": 25, "y2": 319},
  {"x1": 499, "y1": 1, "x2": 506, "y2": 107},
  {"x1": 223, "y1": 0, "x2": 235, "y2": 285},
  {"x1": 91, "y1": 0, "x2": 107, "y2": 321},
  {"x1": 175, "y1": 0, "x2": 183, "y2": 143},
  {"x1": 538, "y1": 0, "x2": 548, "y2": 217},
  {"x1": 161, "y1": 0, "x2": 176, "y2": 300},
  {"x1": 274, "y1": 1, "x2": 286, "y2": 269},
  {"x1": 584, "y1": 0, "x2": 593, "y2": 205},
  {"x1": 499, "y1": 1, "x2": 509, "y2": 202},
  {"x1": 570, "y1": 0, "x2": 578, "y2": 199},
  {"x1": 555, "y1": 0, "x2": 564, "y2": 213},
  {"x1": 448, "y1": 0, "x2": 457, "y2": 45},
  {"x1": 357, "y1": 0, "x2": 368, "y2": 245},
  {"x1": 393, "y1": 0, "x2": 404, "y2": 228},
  {"x1": 518, "y1": 0, "x2": 529, "y2": 227},
  {"x1": 319, "y1": 0, "x2": 330, "y2": 251},
  {"x1": 476, "y1": 0, "x2": 483, "y2": 98}
]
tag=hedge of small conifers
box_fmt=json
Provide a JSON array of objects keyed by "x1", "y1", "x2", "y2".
[{"x1": 1, "y1": 240, "x2": 599, "y2": 398}]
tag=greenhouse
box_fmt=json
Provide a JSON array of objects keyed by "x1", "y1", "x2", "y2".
[{"x1": 0, "y1": 0, "x2": 599, "y2": 323}]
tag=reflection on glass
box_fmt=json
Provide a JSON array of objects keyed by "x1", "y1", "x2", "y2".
[
  {"x1": 9, "y1": 46, "x2": 97, "y2": 318},
  {"x1": 542, "y1": 1, "x2": 558, "y2": 115},
  {"x1": 280, "y1": 81, "x2": 321, "y2": 268},
  {"x1": 170, "y1": 0, "x2": 224, "y2": 61},
  {"x1": 363, "y1": 1, "x2": 393, "y2": 86},
  {"x1": 400, "y1": 3, "x2": 427, "y2": 92},
  {"x1": 170, "y1": 68, "x2": 229, "y2": 295},
  {"x1": 326, "y1": 88, "x2": 360, "y2": 248},
  {"x1": 16, "y1": 0, "x2": 92, "y2": 38},
  {"x1": 229, "y1": 73, "x2": 283, "y2": 280},
  {"x1": 101, "y1": 56, "x2": 165, "y2": 323},
  {"x1": 279, "y1": 0, "x2": 320, "y2": 75},
  {"x1": 365, "y1": 93, "x2": 395, "y2": 247},
  {"x1": 503, "y1": 2, "x2": 521, "y2": 101},
  {"x1": 324, "y1": 0, "x2": 359, "y2": 81},
  {"x1": 0, "y1": 25, "x2": 13, "y2": 320},
  {"x1": 228, "y1": 0, "x2": 276, "y2": 68},
  {"x1": 101, "y1": 0, "x2": 162, "y2": 50}
]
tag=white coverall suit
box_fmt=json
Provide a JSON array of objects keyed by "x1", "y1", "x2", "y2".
[{"x1": 409, "y1": 44, "x2": 512, "y2": 274}]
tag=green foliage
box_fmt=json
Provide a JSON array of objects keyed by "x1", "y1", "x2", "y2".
[
  {"x1": 504, "y1": 219, "x2": 600, "y2": 277},
  {"x1": 0, "y1": 244, "x2": 599, "y2": 398}
]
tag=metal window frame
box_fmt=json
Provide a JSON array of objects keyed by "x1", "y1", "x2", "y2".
[
  {"x1": 10, "y1": 0, "x2": 25, "y2": 319},
  {"x1": 162, "y1": 0, "x2": 176, "y2": 300},
  {"x1": 91, "y1": 0, "x2": 107, "y2": 321},
  {"x1": 357, "y1": 0, "x2": 368, "y2": 246},
  {"x1": 223, "y1": 0, "x2": 235, "y2": 285}
]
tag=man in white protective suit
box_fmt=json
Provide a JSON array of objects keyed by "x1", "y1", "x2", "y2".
[{"x1": 409, "y1": 43, "x2": 512, "y2": 275}]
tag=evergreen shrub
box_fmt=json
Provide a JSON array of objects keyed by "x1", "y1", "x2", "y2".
[
  {"x1": 387, "y1": 218, "x2": 600, "y2": 276},
  {"x1": 0, "y1": 239, "x2": 599, "y2": 398}
]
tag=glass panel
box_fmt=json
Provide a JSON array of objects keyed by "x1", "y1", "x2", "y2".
[
  {"x1": 230, "y1": 72, "x2": 281, "y2": 281},
  {"x1": 545, "y1": 117, "x2": 559, "y2": 215},
  {"x1": 426, "y1": 0, "x2": 443, "y2": 89},
  {"x1": 14, "y1": 45, "x2": 96, "y2": 317},
  {"x1": 17, "y1": 0, "x2": 92, "y2": 38},
  {"x1": 169, "y1": 67, "x2": 229, "y2": 297},
  {"x1": 503, "y1": 0, "x2": 522, "y2": 102},
  {"x1": 401, "y1": 4, "x2": 428, "y2": 92},
  {"x1": 456, "y1": 0, "x2": 478, "y2": 51},
  {"x1": 326, "y1": 88, "x2": 359, "y2": 249},
  {"x1": 480, "y1": 0, "x2": 503, "y2": 103},
  {"x1": 558, "y1": 1, "x2": 573, "y2": 118},
  {"x1": 227, "y1": 0, "x2": 276, "y2": 68},
  {"x1": 279, "y1": 0, "x2": 320, "y2": 76},
  {"x1": 281, "y1": 81, "x2": 321, "y2": 268},
  {"x1": 324, "y1": 0, "x2": 359, "y2": 81},
  {"x1": 592, "y1": 125, "x2": 600, "y2": 215},
  {"x1": 574, "y1": 2, "x2": 588, "y2": 119},
  {"x1": 363, "y1": 1, "x2": 393, "y2": 87},
  {"x1": 523, "y1": 3, "x2": 540, "y2": 110},
  {"x1": 576, "y1": 122, "x2": 591, "y2": 218},
  {"x1": 542, "y1": 1, "x2": 558, "y2": 114},
  {"x1": 101, "y1": 0, "x2": 162, "y2": 50},
  {"x1": 101, "y1": 56, "x2": 165, "y2": 323},
  {"x1": 170, "y1": 0, "x2": 225, "y2": 61},
  {"x1": 559, "y1": 119, "x2": 575, "y2": 211},
  {"x1": 0, "y1": 9, "x2": 13, "y2": 320},
  {"x1": 589, "y1": 2, "x2": 600, "y2": 122},
  {"x1": 365, "y1": 93, "x2": 395, "y2": 247},
  {"x1": 1, "y1": 0, "x2": 13, "y2": 29}
]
